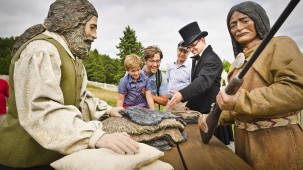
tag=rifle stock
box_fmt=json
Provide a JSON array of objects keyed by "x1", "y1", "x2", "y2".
[
  {"x1": 201, "y1": 76, "x2": 243, "y2": 144},
  {"x1": 200, "y1": 0, "x2": 300, "y2": 144}
]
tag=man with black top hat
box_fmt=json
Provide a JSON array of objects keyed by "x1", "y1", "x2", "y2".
[{"x1": 168, "y1": 21, "x2": 234, "y2": 145}]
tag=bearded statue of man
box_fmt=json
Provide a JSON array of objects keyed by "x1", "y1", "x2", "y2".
[
  {"x1": 1, "y1": 0, "x2": 139, "y2": 169},
  {"x1": 12, "y1": 0, "x2": 97, "y2": 59}
]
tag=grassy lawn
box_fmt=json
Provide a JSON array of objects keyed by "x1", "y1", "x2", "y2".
[{"x1": 87, "y1": 84, "x2": 118, "y2": 106}]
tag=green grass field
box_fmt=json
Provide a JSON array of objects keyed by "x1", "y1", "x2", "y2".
[{"x1": 87, "y1": 84, "x2": 118, "y2": 106}]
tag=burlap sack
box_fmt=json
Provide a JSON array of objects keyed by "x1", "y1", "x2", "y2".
[{"x1": 50, "y1": 143, "x2": 168, "y2": 170}]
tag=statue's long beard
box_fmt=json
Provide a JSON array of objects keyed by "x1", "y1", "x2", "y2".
[{"x1": 63, "y1": 25, "x2": 93, "y2": 60}]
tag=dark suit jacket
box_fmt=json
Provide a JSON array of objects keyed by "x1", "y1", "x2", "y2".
[{"x1": 179, "y1": 45, "x2": 223, "y2": 114}]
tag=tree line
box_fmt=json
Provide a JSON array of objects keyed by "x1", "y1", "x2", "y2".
[
  {"x1": 0, "y1": 36, "x2": 15, "y2": 75},
  {"x1": 0, "y1": 26, "x2": 230, "y2": 84}
]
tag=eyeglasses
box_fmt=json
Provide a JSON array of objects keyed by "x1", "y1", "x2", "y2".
[
  {"x1": 147, "y1": 59, "x2": 161, "y2": 64},
  {"x1": 187, "y1": 40, "x2": 199, "y2": 50}
]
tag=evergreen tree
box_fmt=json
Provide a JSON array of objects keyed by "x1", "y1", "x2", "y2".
[
  {"x1": 84, "y1": 49, "x2": 120, "y2": 84},
  {"x1": 115, "y1": 26, "x2": 144, "y2": 83},
  {"x1": 84, "y1": 50, "x2": 106, "y2": 83},
  {"x1": 116, "y1": 25, "x2": 144, "y2": 63},
  {"x1": 0, "y1": 36, "x2": 17, "y2": 75},
  {"x1": 222, "y1": 60, "x2": 231, "y2": 73}
]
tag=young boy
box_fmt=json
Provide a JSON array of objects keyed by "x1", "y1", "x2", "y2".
[{"x1": 117, "y1": 54, "x2": 155, "y2": 109}]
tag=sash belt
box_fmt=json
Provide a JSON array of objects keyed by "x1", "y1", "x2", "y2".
[{"x1": 235, "y1": 115, "x2": 298, "y2": 131}]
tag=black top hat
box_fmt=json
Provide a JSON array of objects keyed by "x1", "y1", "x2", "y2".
[{"x1": 179, "y1": 21, "x2": 208, "y2": 47}]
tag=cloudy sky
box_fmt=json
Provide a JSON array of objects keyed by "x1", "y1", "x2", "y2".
[{"x1": 0, "y1": 0, "x2": 302, "y2": 70}]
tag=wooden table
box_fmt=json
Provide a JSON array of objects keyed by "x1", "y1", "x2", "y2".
[{"x1": 160, "y1": 124, "x2": 252, "y2": 170}]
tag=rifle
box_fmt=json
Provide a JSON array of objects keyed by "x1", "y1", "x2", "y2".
[{"x1": 201, "y1": 0, "x2": 301, "y2": 144}]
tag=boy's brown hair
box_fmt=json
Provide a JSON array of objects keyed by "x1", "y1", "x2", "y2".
[{"x1": 124, "y1": 54, "x2": 143, "y2": 71}]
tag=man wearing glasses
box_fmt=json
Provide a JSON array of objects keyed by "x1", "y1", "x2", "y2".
[
  {"x1": 142, "y1": 46, "x2": 169, "y2": 107},
  {"x1": 165, "y1": 41, "x2": 191, "y2": 111},
  {"x1": 168, "y1": 21, "x2": 234, "y2": 145}
]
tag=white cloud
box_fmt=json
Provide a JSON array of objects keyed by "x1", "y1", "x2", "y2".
[{"x1": 1, "y1": 0, "x2": 302, "y2": 70}]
